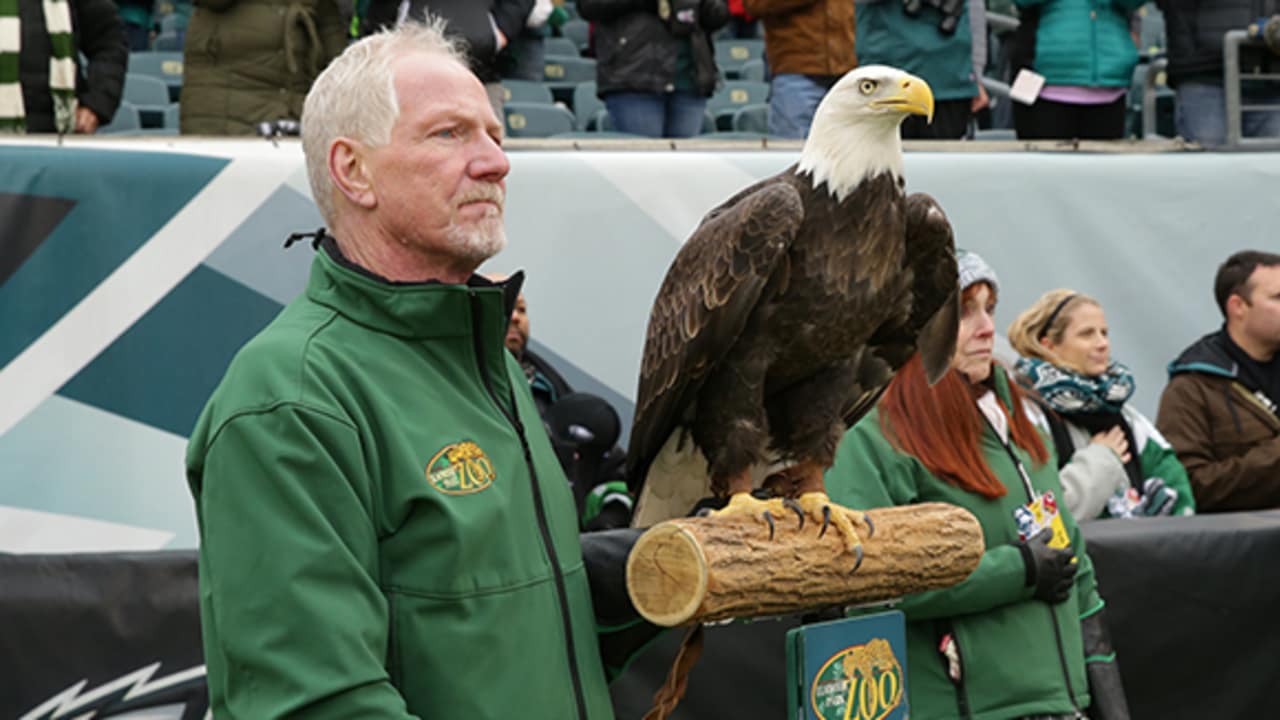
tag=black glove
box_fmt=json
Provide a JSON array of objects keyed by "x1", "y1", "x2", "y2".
[
  {"x1": 1015, "y1": 528, "x2": 1077, "y2": 604},
  {"x1": 580, "y1": 528, "x2": 667, "y2": 678},
  {"x1": 1082, "y1": 608, "x2": 1132, "y2": 720}
]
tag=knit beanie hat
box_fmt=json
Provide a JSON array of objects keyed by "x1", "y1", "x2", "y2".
[{"x1": 956, "y1": 249, "x2": 999, "y2": 295}]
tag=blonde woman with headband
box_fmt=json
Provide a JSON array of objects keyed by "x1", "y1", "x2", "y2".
[{"x1": 1008, "y1": 290, "x2": 1196, "y2": 521}]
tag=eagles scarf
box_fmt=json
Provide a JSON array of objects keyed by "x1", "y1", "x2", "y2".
[
  {"x1": 1019, "y1": 356, "x2": 1146, "y2": 494},
  {"x1": 0, "y1": 0, "x2": 78, "y2": 134},
  {"x1": 1015, "y1": 356, "x2": 1136, "y2": 415}
]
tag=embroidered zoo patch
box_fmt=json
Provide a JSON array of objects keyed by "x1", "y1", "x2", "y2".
[{"x1": 425, "y1": 440, "x2": 496, "y2": 495}]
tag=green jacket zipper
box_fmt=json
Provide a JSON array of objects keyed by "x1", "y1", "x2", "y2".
[
  {"x1": 987, "y1": 412, "x2": 1083, "y2": 716},
  {"x1": 469, "y1": 291, "x2": 590, "y2": 720},
  {"x1": 938, "y1": 620, "x2": 972, "y2": 719}
]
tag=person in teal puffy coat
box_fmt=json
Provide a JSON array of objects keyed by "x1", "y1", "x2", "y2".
[{"x1": 1012, "y1": 0, "x2": 1146, "y2": 139}]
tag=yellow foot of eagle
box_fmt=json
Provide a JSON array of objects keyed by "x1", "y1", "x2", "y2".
[
  {"x1": 796, "y1": 492, "x2": 875, "y2": 572},
  {"x1": 703, "y1": 491, "x2": 805, "y2": 541}
]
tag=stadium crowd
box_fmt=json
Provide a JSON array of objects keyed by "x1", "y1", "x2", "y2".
[{"x1": 2, "y1": 0, "x2": 1277, "y2": 143}]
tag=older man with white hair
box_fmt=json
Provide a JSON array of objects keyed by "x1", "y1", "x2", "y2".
[{"x1": 185, "y1": 20, "x2": 631, "y2": 719}]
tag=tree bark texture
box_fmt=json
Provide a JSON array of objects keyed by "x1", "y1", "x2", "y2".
[{"x1": 626, "y1": 502, "x2": 984, "y2": 626}]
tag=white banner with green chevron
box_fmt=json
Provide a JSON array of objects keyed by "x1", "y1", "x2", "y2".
[{"x1": 2, "y1": 137, "x2": 1276, "y2": 553}]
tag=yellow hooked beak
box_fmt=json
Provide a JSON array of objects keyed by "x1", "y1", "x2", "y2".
[{"x1": 871, "y1": 75, "x2": 935, "y2": 124}]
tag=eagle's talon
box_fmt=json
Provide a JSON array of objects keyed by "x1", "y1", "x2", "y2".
[
  {"x1": 763, "y1": 511, "x2": 776, "y2": 540},
  {"x1": 863, "y1": 513, "x2": 876, "y2": 539},
  {"x1": 818, "y1": 505, "x2": 831, "y2": 539},
  {"x1": 783, "y1": 498, "x2": 805, "y2": 529},
  {"x1": 849, "y1": 544, "x2": 864, "y2": 574},
  {"x1": 695, "y1": 507, "x2": 713, "y2": 518}
]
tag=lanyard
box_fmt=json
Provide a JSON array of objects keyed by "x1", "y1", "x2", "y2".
[{"x1": 977, "y1": 397, "x2": 1037, "y2": 500}]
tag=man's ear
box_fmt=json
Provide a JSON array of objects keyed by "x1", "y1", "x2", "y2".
[
  {"x1": 1226, "y1": 292, "x2": 1249, "y2": 321},
  {"x1": 329, "y1": 138, "x2": 377, "y2": 210}
]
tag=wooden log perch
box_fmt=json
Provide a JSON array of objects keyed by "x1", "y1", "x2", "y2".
[{"x1": 626, "y1": 502, "x2": 983, "y2": 627}]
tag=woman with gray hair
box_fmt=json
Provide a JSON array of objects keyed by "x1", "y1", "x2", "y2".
[{"x1": 826, "y1": 250, "x2": 1131, "y2": 720}]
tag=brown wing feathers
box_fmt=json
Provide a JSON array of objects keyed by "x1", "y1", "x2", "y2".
[
  {"x1": 626, "y1": 179, "x2": 804, "y2": 493},
  {"x1": 903, "y1": 193, "x2": 960, "y2": 384}
]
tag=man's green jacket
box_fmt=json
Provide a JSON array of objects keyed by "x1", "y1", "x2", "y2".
[{"x1": 186, "y1": 243, "x2": 615, "y2": 718}]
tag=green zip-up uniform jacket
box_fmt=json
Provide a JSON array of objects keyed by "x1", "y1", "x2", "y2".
[
  {"x1": 826, "y1": 368, "x2": 1104, "y2": 720},
  {"x1": 186, "y1": 247, "x2": 614, "y2": 719}
]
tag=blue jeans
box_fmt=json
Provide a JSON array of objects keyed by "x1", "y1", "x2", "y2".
[
  {"x1": 1176, "y1": 81, "x2": 1280, "y2": 147},
  {"x1": 604, "y1": 92, "x2": 707, "y2": 138},
  {"x1": 768, "y1": 74, "x2": 834, "y2": 139}
]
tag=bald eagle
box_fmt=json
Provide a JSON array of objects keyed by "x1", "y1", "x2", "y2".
[{"x1": 627, "y1": 66, "x2": 960, "y2": 564}]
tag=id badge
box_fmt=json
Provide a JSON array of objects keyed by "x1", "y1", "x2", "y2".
[{"x1": 1015, "y1": 491, "x2": 1071, "y2": 550}]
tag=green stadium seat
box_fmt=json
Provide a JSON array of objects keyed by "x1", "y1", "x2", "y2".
[
  {"x1": 502, "y1": 80, "x2": 554, "y2": 105},
  {"x1": 123, "y1": 73, "x2": 171, "y2": 127},
  {"x1": 543, "y1": 55, "x2": 596, "y2": 84},
  {"x1": 738, "y1": 58, "x2": 767, "y2": 82},
  {"x1": 153, "y1": 32, "x2": 182, "y2": 50},
  {"x1": 707, "y1": 80, "x2": 770, "y2": 130},
  {"x1": 560, "y1": 18, "x2": 590, "y2": 51},
  {"x1": 731, "y1": 103, "x2": 769, "y2": 133},
  {"x1": 128, "y1": 51, "x2": 183, "y2": 102},
  {"x1": 1137, "y1": 2, "x2": 1166, "y2": 58},
  {"x1": 543, "y1": 55, "x2": 597, "y2": 104},
  {"x1": 164, "y1": 102, "x2": 180, "y2": 129},
  {"x1": 715, "y1": 39, "x2": 765, "y2": 79},
  {"x1": 99, "y1": 102, "x2": 141, "y2": 134},
  {"x1": 572, "y1": 81, "x2": 604, "y2": 130},
  {"x1": 544, "y1": 36, "x2": 579, "y2": 58},
  {"x1": 503, "y1": 102, "x2": 576, "y2": 137}
]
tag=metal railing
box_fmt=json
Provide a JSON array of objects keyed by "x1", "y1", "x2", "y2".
[
  {"x1": 1223, "y1": 29, "x2": 1280, "y2": 147},
  {"x1": 1142, "y1": 56, "x2": 1169, "y2": 140}
]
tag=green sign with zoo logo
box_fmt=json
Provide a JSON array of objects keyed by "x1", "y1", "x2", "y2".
[{"x1": 786, "y1": 611, "x2": 908, "y2": 720}]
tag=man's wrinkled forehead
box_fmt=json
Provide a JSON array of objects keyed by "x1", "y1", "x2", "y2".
[{"x1": 390, "y1": 52, "x2": 492, "y2": 117}]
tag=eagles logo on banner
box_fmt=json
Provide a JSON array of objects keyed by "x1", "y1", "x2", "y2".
[{"x1": 426, "y1": 441, "x2": 497, "y2": 495}]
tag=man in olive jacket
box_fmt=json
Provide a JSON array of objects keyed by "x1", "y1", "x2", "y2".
[
  {"x1": 180, "y1": 0, "x2": 349, "y2": 134},
  {"x1": 1157, "y1": 250, "x2": 1280, "y2": 511},
  {"x1": 187, "y1": 21, "x2": 647, "y2": 718}
]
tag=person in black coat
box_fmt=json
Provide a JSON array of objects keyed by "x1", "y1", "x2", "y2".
[
  {"x1": 1156, "y1": 0, "x2": 1280, "y2": 146},
  {"x1": 579, "y1": 0, "x2": 729, "y2": 137},
  {"x1": 362, "y1": 0, "x2": 534, "y2": 114},
  {"x1": 16, "y1": 0, "x2": 127, "y2": 133},
  {"x1": 493, "y1": 276, "x2": 634, "y2": 530}
]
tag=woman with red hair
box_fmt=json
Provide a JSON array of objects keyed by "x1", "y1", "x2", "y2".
[{"x1": 826, "y1": 250, "x2": 1130, "y2": 720}]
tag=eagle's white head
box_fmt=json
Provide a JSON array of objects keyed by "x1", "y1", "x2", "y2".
[{"x1": 797, "y1": 65, "x2": 935, "y2": 202}]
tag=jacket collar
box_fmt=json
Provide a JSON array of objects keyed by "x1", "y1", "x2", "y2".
[
  {"x1": 303, "y1": 235, "x2": 524, "y2": 339},
  {"x1": 1167, "y1": 328, "x2": 1236, "y2": 379}
]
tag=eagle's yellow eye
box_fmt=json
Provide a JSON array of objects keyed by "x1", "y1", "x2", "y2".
[{"x1": 859, "y1": 79, "x2": 877, "y2": 95}]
